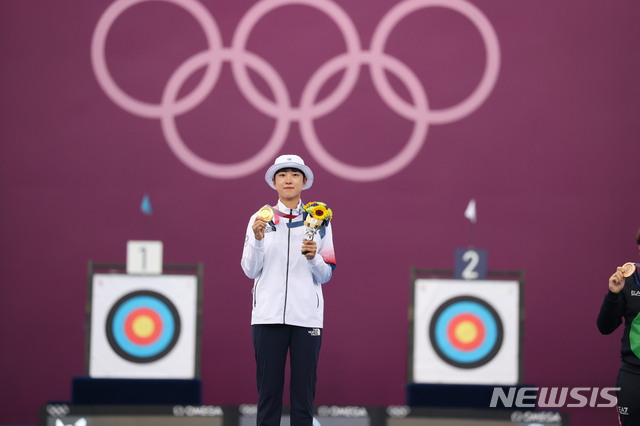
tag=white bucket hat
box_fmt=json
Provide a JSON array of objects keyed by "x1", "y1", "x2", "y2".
[{"x1": 265, "y1": 154, "x2": 314, "y2": 190}]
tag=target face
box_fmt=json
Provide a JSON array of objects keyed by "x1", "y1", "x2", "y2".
[
  {"x1": 429, "y1": 296, "x2": 503, "y2": 369},
  {"x1": 106, "y1": 290, "x2": 181, "y2": 363},
  {"x1": 89, "y1": 274, "x2": 198, "y2": 378},
  {"x1": 412, "y1": 278, "x2": 521, "y2": 385}
]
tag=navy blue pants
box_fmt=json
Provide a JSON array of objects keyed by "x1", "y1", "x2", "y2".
[
  {"x1": 617, "y1": 368, "x2": 640, "y2": 425},
  {"x1": 252, "y1": 324, "x2": 322, "y2": 426}
]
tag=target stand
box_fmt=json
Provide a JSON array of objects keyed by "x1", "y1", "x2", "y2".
[
  {"x1": 80, "y1": 261, "x2": 203, "y2": 405},
  {"x1": 407, "y1": 267, "x2": 524, "y2": 409}
]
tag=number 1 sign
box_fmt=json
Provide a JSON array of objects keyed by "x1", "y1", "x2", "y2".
[{"x1": 127, "y1": 241, "x2": 163, "y2": 274}]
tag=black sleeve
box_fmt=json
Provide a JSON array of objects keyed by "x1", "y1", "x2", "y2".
[{"x1": 596, "y1": 290, "x2": 624, "y2": 335}]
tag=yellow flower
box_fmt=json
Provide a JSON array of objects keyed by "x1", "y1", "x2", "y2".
[
  {"x1": 303, "y1": 201, "x2": 333, "y2": 222},
  {"x1": 311, "y1": 204, "x2": 328, "y2": 220}
]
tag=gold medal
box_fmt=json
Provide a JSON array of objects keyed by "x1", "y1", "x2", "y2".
[
  {"x1": 258, "y1": 206, "x2": 274, "y2": 222},
  {"x1": 622, "y1": 262, "x2": 637, "y2": 277}
]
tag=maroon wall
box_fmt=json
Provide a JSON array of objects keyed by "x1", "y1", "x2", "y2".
[{"x1": 1, "y1": 1, "x2": 639, "y2": 425}]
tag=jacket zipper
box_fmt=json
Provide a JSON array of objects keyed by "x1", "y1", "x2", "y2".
[{"x1": 283, "y1": 209, "x2": 292, "y2": 323}]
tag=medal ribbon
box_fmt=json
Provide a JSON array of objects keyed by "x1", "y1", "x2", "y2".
[{"x1": 271, "y1": 207, "x2": 301, "y2": 219}]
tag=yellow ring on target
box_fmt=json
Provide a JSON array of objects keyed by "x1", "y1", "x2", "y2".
[
  {"x1": 454, "y1": 320, "x2": 479, "y2": 344},
  {"x1": 132, "y1": 315, "x2": 156, "y2": 338}
]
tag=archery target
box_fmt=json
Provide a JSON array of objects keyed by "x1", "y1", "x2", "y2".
[
  {"x1": 429, "y1": 296, "x2": 503, "y2": 368},
  {"x1": 105, "y1": 290, "x2": 180, "y2": 363},
  {"x1": 89, "y1": 274, "x2": 198, "y2": 378},
  {"x1": 412, "y1": 279, "x2": 520, "y2": 385}
]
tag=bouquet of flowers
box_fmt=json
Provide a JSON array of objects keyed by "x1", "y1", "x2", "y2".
[{"x1": 302, "y1": 201, "x2": 333, "y2": 241}]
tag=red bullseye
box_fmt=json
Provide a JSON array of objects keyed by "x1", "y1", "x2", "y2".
[
  {"x1": 124, "y1": 308, "x2": 163, "y2": 346},
  {"x1": 447, "y1": 313, "x2": 485, "y2": 351}
]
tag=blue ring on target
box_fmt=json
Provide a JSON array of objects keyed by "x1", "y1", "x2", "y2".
[
  {"x1": 106, "y1": 290, "x2": 181, "y2": 363},
  {"x1": 429, "y1": 296, "x2": 503, "y2": 369}
]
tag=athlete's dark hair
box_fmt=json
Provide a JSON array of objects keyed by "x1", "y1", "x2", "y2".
[{"x1": 274, "y1": 167, "x2": 305, "y2": 179}]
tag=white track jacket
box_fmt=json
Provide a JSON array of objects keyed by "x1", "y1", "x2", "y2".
[{"x1": 241, "y1": 200, "x2": 336, "y2": 328}]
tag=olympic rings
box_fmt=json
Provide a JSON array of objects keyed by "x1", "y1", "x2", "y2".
[{"x1": 91, "y1": 0, "x2": 500, "y2": 181}]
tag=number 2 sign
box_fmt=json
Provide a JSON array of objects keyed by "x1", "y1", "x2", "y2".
[{"x1": 454, "y1": 248, "x2": 487, "y2": 280}]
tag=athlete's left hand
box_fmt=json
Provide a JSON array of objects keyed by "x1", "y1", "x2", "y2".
[{"x1": 301, "y1": 239, "x2": 317, "y2": 260}]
